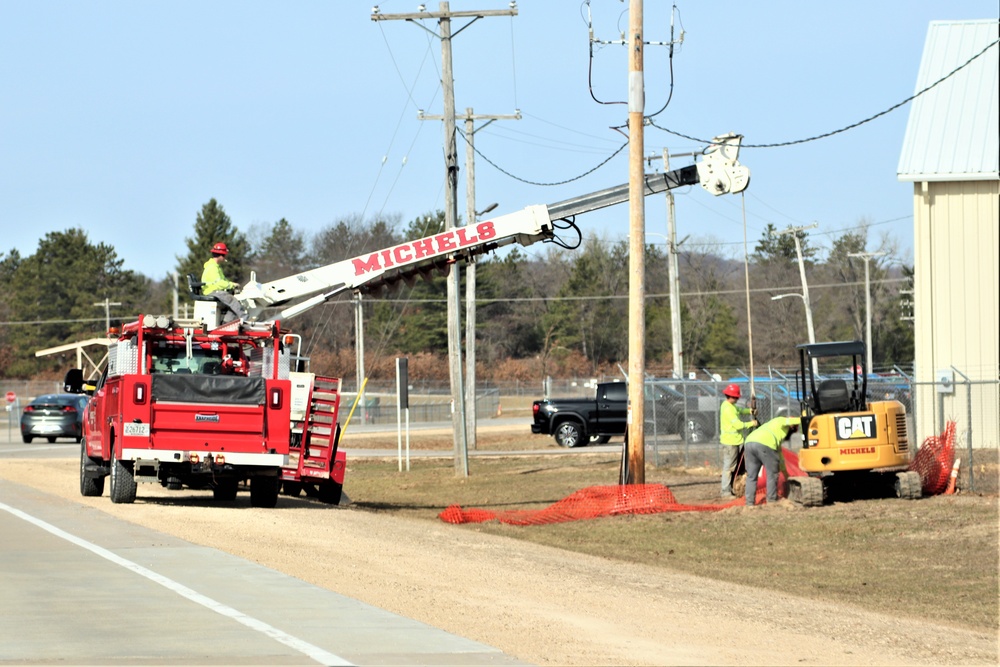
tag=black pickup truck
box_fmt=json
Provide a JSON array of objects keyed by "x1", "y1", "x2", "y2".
[
  {"x1": 532, "y1": 380, "x2": 723, "y2": 447},
  {"x1": 531, "y1": 381, "x2": 628, "y2": 447}
]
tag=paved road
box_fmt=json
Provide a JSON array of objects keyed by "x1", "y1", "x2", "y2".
[{"x1": 0, "y1": 429, "x2": 526, "y2": 666}]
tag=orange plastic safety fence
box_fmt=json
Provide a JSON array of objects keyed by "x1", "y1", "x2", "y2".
[
  {"x1": 439, "y1": 448, "x2": 804, "y2": 526},
  {"x1": 909, "y1": 420, "x2": 956, "y2": 495},
  {"x1": 440, "y1": 484, "x2": 740, "y2": 525},
  {"x1": 438, "y1": 433, "x2": 963, "y2": 526}
]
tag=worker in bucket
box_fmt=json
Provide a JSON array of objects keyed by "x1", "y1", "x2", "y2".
[
  {"x1": 201, "y1": 242, "x2": 247, "y2": 322},
  {"x1": 743, "y1": 416, "x2": 799, "y2": 506},
  {"x1": 719, "y1": 383, "x2": 756, "y2": 498}
]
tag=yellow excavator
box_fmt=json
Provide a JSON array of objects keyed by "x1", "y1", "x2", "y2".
[{"x1": 787, "y1": 341, "x2": 921, "y2": 506}]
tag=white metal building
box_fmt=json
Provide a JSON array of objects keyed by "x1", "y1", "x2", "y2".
[{"x1": 897, "y1": 19, "x2": 999, "y2": 448}]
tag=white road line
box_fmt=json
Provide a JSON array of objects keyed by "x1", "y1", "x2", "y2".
[
  {"x1": 0, "y1": 500, "x2": 352, "y2": 666},
  {"x1": 0, "y1": 444, "x2": 76, "y2": 454}
]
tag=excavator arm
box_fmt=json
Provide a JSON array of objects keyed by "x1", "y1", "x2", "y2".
[{"x1": 235, "y1": 133, "x2": 749, "y2": 322}]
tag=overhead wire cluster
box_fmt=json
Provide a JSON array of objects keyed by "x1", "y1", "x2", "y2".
[
  {"x1": 369, "y1": 6, "x2": 997, "y2": 258},
  {"x1": 466, "y1": 8, "x2": 998, "y2": 188}
]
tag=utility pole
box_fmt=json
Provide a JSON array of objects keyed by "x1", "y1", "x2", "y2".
[
  {"x1": 848, "y1": 251, "x2": 887, "y2": 372},
  {"x1": 372, "y1": 2, "x2": 517, "y2": 476},
  {"x1": 92, "y1": 298, "x2": 122, "y2": 332},
  {"x1": 663, "y1": 149, "x2": 688, "y2": 379},
  {"x1": 354, "y1": 293, "x2": 366, "y2": 423},
  {"x1": 772, "y1": 223, "x2": 818, "y2": 348},
  {"x1": 463, "y1": 109, "x2": 511, "y2": 451},
  {"x1": 625, "y1": 0, "x2": 646, "y2": 484}
]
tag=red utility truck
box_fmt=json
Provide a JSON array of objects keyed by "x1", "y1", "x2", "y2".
[{"x1": 77, "y1": 315, "x2": 345, "y2": 507}]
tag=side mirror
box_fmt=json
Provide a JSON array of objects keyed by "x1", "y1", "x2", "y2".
[{"x1": 63, "y1": 368, "x2": 84, "y2": 394}]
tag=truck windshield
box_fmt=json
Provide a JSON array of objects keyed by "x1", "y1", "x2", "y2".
[{"x1": 150, "y1": 347, "x2": 224, "y2": 375}]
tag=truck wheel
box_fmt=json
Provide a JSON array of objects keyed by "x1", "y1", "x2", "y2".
[
  {"x1": 213, "y1": 478, "x2": 239, "y2": 502},
  {"x1": 554, "y1": 421, "x2": 584, "y2": 448},
  {"x1": 79, "y1": 445, "x2": 105, "y2": 497},
  {"x1": 317, "y1": 481, "x2": 343, "y2": 505},
  {"x1": 22, "y1": 435, "x2": 33, "y2": 444},
  {"x1": 590, "y1": 435, "x2": 612, "y2": 445},
  {"x1": 894, "y1": 471, "x2": 922, "y2": 499},
  {"x1": 109, "y1": 445, "x2": 137, "y2": 504},
  {"x1": 47, "y1": 436, "x2": 57, "y2": 444},
  {"x1": 250, "y1": 476, "x2": 279, "y2": 508}
]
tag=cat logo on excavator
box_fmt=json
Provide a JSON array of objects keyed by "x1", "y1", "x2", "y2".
[{"x1": 836, "y1": 414, "x2": 876, "y2": 439}]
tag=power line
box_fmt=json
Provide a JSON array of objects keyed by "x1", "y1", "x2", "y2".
[
  {"x1": 469, "y1": 35, "x2": 999, "y2": 185},
  {"x1": 649, "y1": 37, "x2": 1000, "y2": 148},
  {"x1": 469, "y1": 137, "x2": 627, "y2": 186},
  {"x1": 346, "y1": 276, "x2": 910, "y2": 305}
]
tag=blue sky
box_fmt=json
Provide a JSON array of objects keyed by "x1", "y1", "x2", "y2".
[{"x1": 2, "y1": 1, "x2": 996, "y2": 281}]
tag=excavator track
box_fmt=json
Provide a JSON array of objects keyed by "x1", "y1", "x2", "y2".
[
  {"x1": 894, "y1": 470, "x2": 923, "y2": 499},
  {"x1": 787, "y1": 476, "x2": 825, "y2": 507}
]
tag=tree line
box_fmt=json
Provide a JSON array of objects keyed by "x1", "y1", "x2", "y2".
[{"x1": 0, "y1": 199, "x2": 913, "y2": 381}]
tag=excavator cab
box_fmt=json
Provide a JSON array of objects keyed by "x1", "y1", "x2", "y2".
[
  {"x1": 798, "y1": 341, "x2": 868, "y2": 423},
  {"x1": 788, "y1": 341, "x2": 920, "y2": 506}
]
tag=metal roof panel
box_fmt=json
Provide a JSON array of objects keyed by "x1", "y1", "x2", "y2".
[{"x1": 898, "y1": 20, "x2": 999, "y2": 181}]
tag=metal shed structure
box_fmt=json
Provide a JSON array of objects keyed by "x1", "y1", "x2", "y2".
[{"x1": 897, "y1": 19, "x2": 999, "y2": 449}]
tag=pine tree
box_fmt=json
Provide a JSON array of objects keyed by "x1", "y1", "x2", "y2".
[{"x1": 175, "y1": 199, "x2": 249, "y2": 300}]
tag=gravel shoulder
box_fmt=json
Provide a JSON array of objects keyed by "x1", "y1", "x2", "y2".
[{"x1": 2, "y1": 457, "x2": 996, "y2": 666}]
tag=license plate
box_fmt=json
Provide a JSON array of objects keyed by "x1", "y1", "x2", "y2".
[
  {"x1": 35, "y1": 424, "x2": 62, "y2": 433},
  {"x1": 123, "y1": 423, "x2": 150, "y2": 437}
]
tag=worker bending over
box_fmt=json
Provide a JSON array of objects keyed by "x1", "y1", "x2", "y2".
[{"x1": 743, "y1": 416, "x2": 799, "y2": 506}]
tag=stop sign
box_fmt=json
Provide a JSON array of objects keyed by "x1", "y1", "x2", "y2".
[{"x1": 5, "y1": 391, "x2": 15, "y2": 403}]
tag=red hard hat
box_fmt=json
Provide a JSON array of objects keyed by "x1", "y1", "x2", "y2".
[
  {"x1": 723, "y1": 383, "x2": 741, "y2": 399},
  {"x1": 211, "y1": 242, "x2": 229, "y2": 256}
]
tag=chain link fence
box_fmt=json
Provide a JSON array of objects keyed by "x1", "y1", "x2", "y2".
[
  {"x1": 4, "y1": 373, "x2": 996, "y2": 494},
  {"x1": 634, "y1": 373, "x2": 997, "y2": 494}
]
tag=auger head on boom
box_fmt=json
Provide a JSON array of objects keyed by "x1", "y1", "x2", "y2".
[{"x1": 696, "y1": 133, "x2": 750, "y2": 196}]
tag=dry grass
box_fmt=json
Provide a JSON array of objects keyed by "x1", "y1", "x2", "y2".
[{"x1": 342, "y1": 429, "x2": 1000, "y2": 632}]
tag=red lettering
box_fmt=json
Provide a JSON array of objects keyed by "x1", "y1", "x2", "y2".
[
  {"x1": 477, "y1": 220, "x2": 497, "y2": 240},
  {"x1": 436, "y1": 231, "x2": 457, "y2": 251},
  {"x1": 393, "y1": 245, "x2": 412, "y2": 264},
  {"x1": 839, "y1": 447, "x2": 876, "y2": 456},
  {"x1": 380, "y1": 249, "x2": 395, "y2": 268},
  {"x1": 412, "y1": 238, "x2": 434, "y2": 259},
  {"x1": 353, "y1": 254, "x2": 382, "y2": 276},
  {"x1": 455, "y1": 227, "x2": 479, "y2": 246}
]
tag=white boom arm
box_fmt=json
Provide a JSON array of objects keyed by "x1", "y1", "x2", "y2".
[{"x1": 236, "y1": 133, "x2": 749, "y2": 322}]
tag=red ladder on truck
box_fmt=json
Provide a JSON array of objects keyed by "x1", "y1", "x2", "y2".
[
  {"x1": 283, "y1": 375, "x2": 346, "y2": 504},
  {"x1": 300, "y1": 375, "x2": 341, "y2": 472}
]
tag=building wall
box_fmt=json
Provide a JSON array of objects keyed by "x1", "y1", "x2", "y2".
[{"x1": 913, "y1": 179, "x2": 999, "y2": 448}]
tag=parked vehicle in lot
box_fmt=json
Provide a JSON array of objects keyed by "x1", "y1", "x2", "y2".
[
  {"x1": 531, "y1": 381, "x2": 627, "y2": 447},
  {"x1": 20, "y1": 394, "x2": 89, "y2": 443},
  {"x1": 531, "y1": 379, "x2": 722, "y2": 447},
  {"x1": 647, "y1": 380, "x2": 720, "y2": 443}
]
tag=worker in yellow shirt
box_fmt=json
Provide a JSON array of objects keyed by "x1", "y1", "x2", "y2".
[
  {"x1": 719, "y1": 383, "x2": 756, "y2": 497},
  {"x1": 201, "y1": 242, "x2": 247, "y2": 322},
  {"x1": 743, "y1": 416, "x2": 799, "y2": 506}
]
